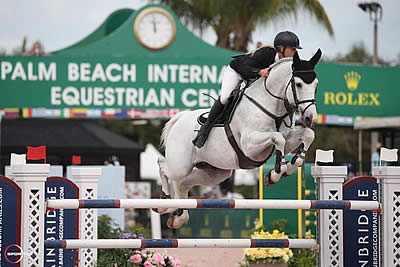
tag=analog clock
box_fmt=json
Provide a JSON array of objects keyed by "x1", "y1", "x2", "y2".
[{"x1": 134, "y1": 7, "x2": 177, "y2": 50}]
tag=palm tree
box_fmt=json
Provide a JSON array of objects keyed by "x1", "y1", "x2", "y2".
[{"x1": 157, "y1": 0, "x2": 334, "y2": 51}]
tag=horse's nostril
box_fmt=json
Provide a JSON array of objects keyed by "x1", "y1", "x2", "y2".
[{"x1": 305, "y1": 116, "x2": 312, "y2": 126}]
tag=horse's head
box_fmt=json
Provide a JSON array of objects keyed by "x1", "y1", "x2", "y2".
[{"x1": 287, "y1": 49, "x2": 322, "y2": 127}]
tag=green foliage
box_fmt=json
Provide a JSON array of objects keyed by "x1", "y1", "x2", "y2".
[
  {"x1": 155, "y1": 0, "x2": 333, "y2": 51},
  {"x1": 95, "y1": 119, "x2": 165, "y2": 149},
  {"x1": 97, "y1": 215, "x2": 144, "y2": 266},
  {"x1": 326, "y1": 41, "x2": 391, "y2": 66},
  {"x1": 234, "y1": 185, "x2": 257, "y2": 199}
]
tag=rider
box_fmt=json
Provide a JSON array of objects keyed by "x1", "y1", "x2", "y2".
[{"x1": 192, "y1": 31, "x2": 302, "y2": 148}]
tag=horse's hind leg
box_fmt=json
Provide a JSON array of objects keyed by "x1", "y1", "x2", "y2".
[
  {"x1": 166, "y1": 167, "x2": 233, "y2": 229},
  {"x1": 284, "y1": 128, "x2": 315, "y2": 176},
  {"x1": 166, "y1": 181, "x2": 191, "y2": 229},
  {"x1": 155, "y1": 156, "x2": 171, "y2": 214}
]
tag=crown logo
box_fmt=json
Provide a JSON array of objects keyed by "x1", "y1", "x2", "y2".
[{"x1": 344, "y1": 71, "x2": 361, "y2": 91}]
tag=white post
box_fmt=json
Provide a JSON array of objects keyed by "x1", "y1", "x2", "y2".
[
  {"x1": 312, "y1": 166, "x2": 347, "y2": 267},
  {"x1": 72, "y1": 168, "x2": 101, "y2": 267},
  {"x1": 373, "y1": 166, "x2": 400, "y2": 267},
  {"x1": 11, "y1": 163, "x2": 50, "y2": 267},
  {"x1": 150, "y1": 209, "x2": 162, "y2": 239}
]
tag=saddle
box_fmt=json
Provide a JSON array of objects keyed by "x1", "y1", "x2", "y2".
[
  {"x1": 197, "y1": 86, "x2": 244, "y2": 127},
  {"x1": 196, "y1": 79, "x2": 273, "y2": 169}
]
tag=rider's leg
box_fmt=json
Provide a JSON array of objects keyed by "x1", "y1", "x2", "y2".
[
  {"x1": 192, "y1": 97, "x2": 224, "y2": 148},
  {"x1": 192, "y1": 66, "x2": 242, "y2": 148}
]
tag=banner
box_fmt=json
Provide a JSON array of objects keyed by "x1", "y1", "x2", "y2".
[
  {"x1": 45, "y1": 177, "x2": 79, "y2": 267},
  {"x1": 0, "y1": 176, "x2": 21, "y2": 267},
  {"x1": 343, "y1": 177, "x2": 380, "y2": 267}
]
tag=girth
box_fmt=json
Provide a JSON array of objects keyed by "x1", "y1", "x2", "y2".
[
  {"x1": 243, "y1": 93, "x2": 294, "y2": 130},
  {"x1": 224, "y1": 123, "x2": 274, "y2": 169}
]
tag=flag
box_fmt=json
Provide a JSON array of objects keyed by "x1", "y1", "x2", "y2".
[
  {"x1": 380, "y1": 147, "x2": 398, "y2": 163},
  {"x1": 315, "y1": 149, "x2": 334, "y2": 165},
  {"x1": 4, "y1": 108, "x2": 20, "y2": 118},
  {"x1": 71, "y1": 108, "x2": 87, "y2": 118},
  {"x1": 27, "y1": 146, "x2": 46, "y2": 163},
  {"x1": 114, "y1": 109, "x2": 127, "y2": 118},
  {"x1": 168, "y1": 109, "x2": 180, "y2": 118},
  {"x1": 101, "y1": 109, "x2": 115, "y2": 118},
  {"x1": 62, "y1": 108, "x2": 71, "y2": 118},
  {"x1": 22, "y1": 108, "x2": 32, "y2": 118},
  {"x1": 72, "y1": 155, "x2": 82, "y2": 165},
  {"x1": 87, "y1": 109, "x2": 102, "y2": 118}
]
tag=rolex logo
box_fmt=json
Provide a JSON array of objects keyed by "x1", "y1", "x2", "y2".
[{"x1": 344, "y1": 71, "x2": 361, "y2": 91}]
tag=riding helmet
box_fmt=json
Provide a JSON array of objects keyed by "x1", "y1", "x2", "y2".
[{"x1": 274, "y1": 31, "x2": 302, "y2": 49}]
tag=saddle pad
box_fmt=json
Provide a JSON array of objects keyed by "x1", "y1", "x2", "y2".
[{"x1": 196, "y1": 79, "x2": 254, "y2": 127}]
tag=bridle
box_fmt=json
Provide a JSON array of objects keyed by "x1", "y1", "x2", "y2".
[{"x1": 243, "y1": 68, "x2": 316, "y2": 130}]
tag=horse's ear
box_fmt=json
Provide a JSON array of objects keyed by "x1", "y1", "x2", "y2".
[
  {"x1": 309, "y1": 49, "x2": 322, "y2": 66},
  {"x1": 293, "y1": 51, "x2": 300, "y2": 66}
]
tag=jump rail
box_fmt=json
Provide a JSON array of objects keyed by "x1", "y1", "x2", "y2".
[
  {"x1": 46, "y1": 198, "x2": 380, "y2": 210},
  {"x1": 45, "y1": 238, "x2": 318, "y2": 249}
]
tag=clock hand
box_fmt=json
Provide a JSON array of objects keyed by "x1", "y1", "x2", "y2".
[{"x1": 152, "y1": 14, "x2": 157, "y2": 33}]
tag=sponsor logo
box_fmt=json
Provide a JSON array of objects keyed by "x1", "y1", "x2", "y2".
[{"x1": 323, "y1": 71, "x2": 380, "y2": 106}]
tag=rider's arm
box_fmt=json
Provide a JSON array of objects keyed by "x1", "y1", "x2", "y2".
[{"x1": 230, "y1": 47, "x2": 276, "y2": 79}]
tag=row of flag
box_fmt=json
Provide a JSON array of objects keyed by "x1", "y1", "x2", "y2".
[
  {"x1": 0, "y1": 108, "x2": 363, "y2": 126},
  {"x1": 0, "y1": 108, "x2": 182, "y2": 119}
]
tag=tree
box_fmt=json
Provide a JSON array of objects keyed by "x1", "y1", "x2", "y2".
[
  {"x1": 327, "y1": 41, "x2": 390, "y2": 66},
  {"x1": 156, "y1": 0, "x2": 333, "y2": 51}
]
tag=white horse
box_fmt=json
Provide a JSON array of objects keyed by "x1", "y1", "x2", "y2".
[{"x1": 157, "y1": 50, "x2": 322, "y2": 229}]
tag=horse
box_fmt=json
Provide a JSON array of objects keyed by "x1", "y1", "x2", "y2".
[{"x1": 157, "y1": 49, "x2": 322, "y2": 229}]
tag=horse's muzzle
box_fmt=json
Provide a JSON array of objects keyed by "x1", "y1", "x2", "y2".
[{"x1": 304, "y1": 116, "x2": 314, "y2": 128}]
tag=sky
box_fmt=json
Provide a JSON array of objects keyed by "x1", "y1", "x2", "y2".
[{"x1": 1, "y1": 0, "x2": 399, "y2": 63}]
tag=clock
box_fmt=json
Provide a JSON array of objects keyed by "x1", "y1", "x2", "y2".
[{"x1": 134, "y1": 7, "x2": 177, "y2": 50}]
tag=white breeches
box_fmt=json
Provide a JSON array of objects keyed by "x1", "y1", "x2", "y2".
[{"x1": 220, "y1": 65, "x2": 243, "y2": 104}]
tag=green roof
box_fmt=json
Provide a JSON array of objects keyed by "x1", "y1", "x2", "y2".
[{"x1": 55, "y1": 4, "x2": 235, "y2": 59}]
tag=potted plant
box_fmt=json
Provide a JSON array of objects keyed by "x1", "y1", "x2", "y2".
[{"x1": 242, "y1": 229, "x2": 293, "y2": 267}]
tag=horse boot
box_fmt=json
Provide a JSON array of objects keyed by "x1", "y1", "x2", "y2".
[{"x1": 192, "y1": 98, "x2": 225, "y2": 148}]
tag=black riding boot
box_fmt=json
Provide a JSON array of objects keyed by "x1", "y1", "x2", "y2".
[{"x1": 192, "y1": 98, "x2": 225, "y2": 148}]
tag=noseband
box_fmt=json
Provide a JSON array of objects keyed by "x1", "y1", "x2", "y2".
[{"x1": 243, "y1": 69, "x2": 316, "y2": 130}]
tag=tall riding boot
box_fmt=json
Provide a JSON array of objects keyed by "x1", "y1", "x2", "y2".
[{"x1": 192, "y1": 98, "x2": 225, "y2": 148}]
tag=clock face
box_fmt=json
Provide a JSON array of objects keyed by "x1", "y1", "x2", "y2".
[{"x1": 134, "y1": 7, "x2": 176, "y2": 50}]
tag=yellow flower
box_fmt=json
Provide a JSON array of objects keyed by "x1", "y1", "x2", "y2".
[{"x1": 243, "y1": 229, "x2": 293, "y2": 264}]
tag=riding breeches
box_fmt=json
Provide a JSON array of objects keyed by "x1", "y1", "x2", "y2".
[{"x1": 220, "y1": 65, "x2": 243, "y2": 104}]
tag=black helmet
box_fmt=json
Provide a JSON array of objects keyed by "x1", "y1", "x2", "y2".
[{"x1": 274, "y1": 31, "x2": 302, "y2": 49}]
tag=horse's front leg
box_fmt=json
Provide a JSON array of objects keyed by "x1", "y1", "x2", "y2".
[
  {"x1": 283, "y1": 127, "x2": 315, "y2": 176},
  {"x1": 242, "y1": 130, "x2": 287, "y2": 186}
]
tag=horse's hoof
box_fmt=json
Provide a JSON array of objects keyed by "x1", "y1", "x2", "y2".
[
  {"x1": 264, "y1": 170, "x2": 275, "y2": 187},
  {"x1": 281, "y1": 172, "x2": 289, "y2": 178},
  {"x1": 167, "y1": 216, "x2": 175, "y2": 229},
  {"x1": 153, "y1": 207, "x2": 168, "y2": 214}
]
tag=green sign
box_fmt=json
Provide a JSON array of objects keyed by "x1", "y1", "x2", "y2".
[
  {"x1": 315, "y1": 64, "x2": 400, "y2": 117},
  {"x1": 0, "y1": 56, "x2": 225, "y2": 109}
]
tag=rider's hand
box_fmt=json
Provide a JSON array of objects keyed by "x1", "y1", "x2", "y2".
[{"x1": 259, "y1": 69, "x2": 270, "y2": 77}]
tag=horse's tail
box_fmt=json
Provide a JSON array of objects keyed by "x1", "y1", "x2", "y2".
[{"x1": 160, "y1": 111, "x2": 187, "y2": 149}]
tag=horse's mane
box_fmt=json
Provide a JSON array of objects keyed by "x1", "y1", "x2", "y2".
[{"x1": 269, "y1": 57, "x2": 293, "y2": 70}]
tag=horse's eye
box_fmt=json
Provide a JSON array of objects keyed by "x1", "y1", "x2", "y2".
[{"x1": 296, "y1": 83, "x2": 302, "y2": 88}]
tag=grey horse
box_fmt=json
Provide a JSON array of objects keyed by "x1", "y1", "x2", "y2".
[{"x1": 157, "y1": 50, "x2": 322, "y2": 229}]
